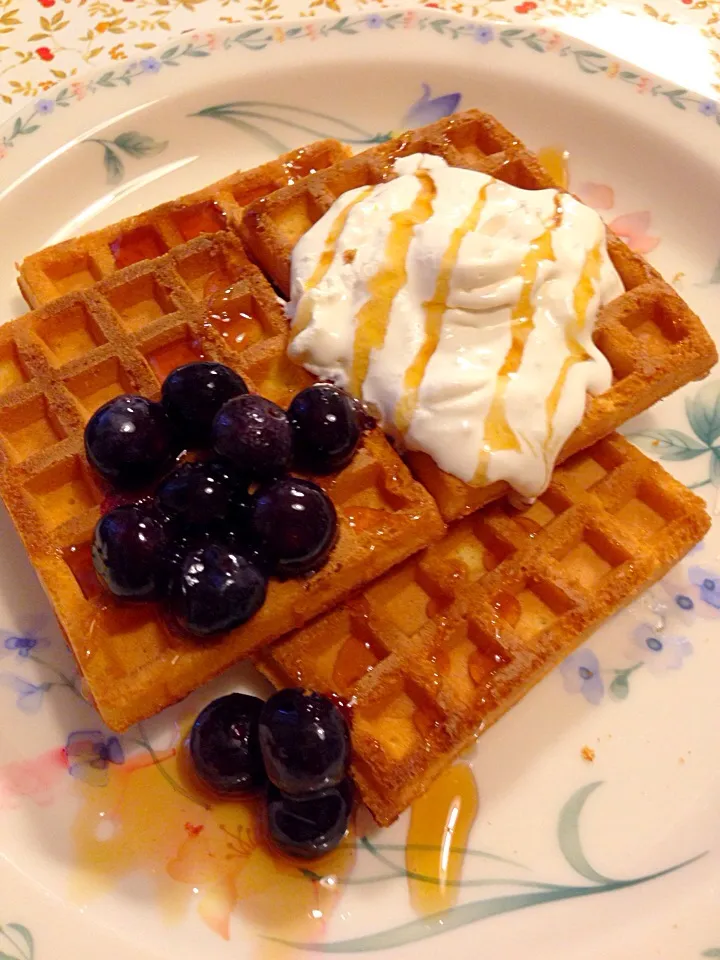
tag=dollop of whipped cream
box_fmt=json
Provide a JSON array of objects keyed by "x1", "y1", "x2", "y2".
[{"x1": 286, "y1": 154, "x2": 623, "y2": 497}]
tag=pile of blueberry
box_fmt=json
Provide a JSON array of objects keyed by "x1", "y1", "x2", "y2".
[
  {"x1": 190, "y1": 689, "x2": 353, "y2": 858},
  {"x1": 84, "y1": 361, "x2": 366, "y2": 636}
]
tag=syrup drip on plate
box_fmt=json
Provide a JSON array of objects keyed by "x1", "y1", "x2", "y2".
[
  {"x1": 70, "y1": 725, "x2": 355, "y2": 952},
  {"x1": 405, "y1": 762, "x2": 479, "y2": 915}
]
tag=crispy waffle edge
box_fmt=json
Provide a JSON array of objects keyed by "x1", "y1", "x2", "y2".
[{"x1": 17, "y1": 139, "x2": 352, "y2": 309}]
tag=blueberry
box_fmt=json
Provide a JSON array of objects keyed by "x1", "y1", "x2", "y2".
[
  {"x1": 163, "y1": 509, "x2": 261, "y2": 587},
  {"x1": 92, "y1": 504, "x2": 169, "y2": 600},
  {"x1": 212, "y1": 394, "x2": 292, "y2": 480},
  {"x1": 227, "y1": 481, "x2": 254, "y2": 534},
  {"x1": 266, "y1": 780, "x2": 353, "y2": 859},
  {"x1": 258, "y1": 688, "x2": 350, "y2": 796},
  {"x1": 162, "y1": 362, "x2": 247, "y2": 443},
  {"x1": 251, "y1": 478, "x2": 337, "y2": 577},
  {"x1": 85, "y1": 395, "x2": 177, "y2": 489},
  {"x1": 162, "y1": 528, "x2": 211, "y2": 586},
  {"x1": 189, "y1": 693, "x2": 266, "y2": 796},
  {"x1": 169, "y1": 542, "x2": 267, "y2": 637},
  {"x1": 156, "y1": 460, "x2": 237, "y2": 527},
  {"x1": 288, "y1": 384, "x2": 363, "y2": 474}
]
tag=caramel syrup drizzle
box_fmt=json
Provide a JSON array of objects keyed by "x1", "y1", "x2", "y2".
[
  {"x1": 349, "y1": 171, "x2": 437, "y2": 395},
  {"x1": 542, "y1": 242, "x2": 602, "y2": 458},
  {"x1": 473, "y1": 195, "x2": 564, "y2": 484},
  {"x1": 394, "y1": 182, "x2": 490, "y2": 434},
  {"x1": 295, "y1": 175, "x2": 603, "y2": 493},
  {"x1": 290, "y1": 186, "x2": 374, "y2": 343}
]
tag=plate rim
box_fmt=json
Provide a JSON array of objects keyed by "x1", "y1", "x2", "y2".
[
  {"x1": 1, "y1": 7, "x2": 719, "y2": 192},
  {"x1": 0, "y1": 12, "x2": 719, "y2": 960}
]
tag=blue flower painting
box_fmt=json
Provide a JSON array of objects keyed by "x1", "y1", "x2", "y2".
[
  {"x1": 559, "y1": 648, "x2": 604, "y2": 704},
  {"x1": 66, "y1": 730, "x2": 125, "y2": 787}
]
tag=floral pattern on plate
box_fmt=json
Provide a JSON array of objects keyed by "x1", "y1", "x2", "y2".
[
  {"x1": 0, "y1": 16, "x2": 717, "y2": 958},
  {"x1": 0, "y1": 535, "x2": 711, "y2": 947},
  {"x1": 2, "y1": 14, "x2": 719, "y2": 163},
  {"x1": 0, "y1": 923, "x2": 34, "y2": 960},
  {"x1": 191, "y1": 81, "x2": 462, "y2": 152},
  {"x1": 630, "y1": 379, "x2": 720, "y2": 494}
]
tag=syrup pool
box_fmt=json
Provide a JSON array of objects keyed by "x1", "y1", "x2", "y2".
[
  {"x1": 204, "y1": 290, "x2": 265, "y2": 352},
  {"x1": 405, "y1": 762, "x2": 479, "y2": 915},
  {"x1": 70, "y1": 722, "x2": 478, "y2": 950},
  {"x1": 70, "y1": 730, "x2": 355, "y2": 954}
]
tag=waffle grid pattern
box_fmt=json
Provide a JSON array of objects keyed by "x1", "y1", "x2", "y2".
[
  {"x1": 256, "y1": 434, "x2": 710, "y2": 825},
  {"x1": 18, "y1": 140, "x2": 350, "y2": 309},
  {"x1": 239, "y1": 110, "x2": 718, "y2": 521},
  {"x1": 3, "y1": 114, "x2": 713, "y2": 820},
  {"x1": 0, "y1": 231, "x2": 444, "y2": 731}
]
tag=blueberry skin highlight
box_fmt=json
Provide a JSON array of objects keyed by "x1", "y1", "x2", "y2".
[
  {"x1": 162, "y1": 362, "x2": 248, "y2": 443},
  {"x1": 169, "y1": 542, "x2": 267, "y2": 637},
  {"x1": 85, "y1": 394, "x2": 177, "y2": 489},
  {"x1": 258, "y1": 688, "x2": 350, "y2": 795},
  {"x1": 189, "y1": 693, "x2": 266, "y2": 796},
  {"x1": 265, "y1": 779, "x2": 353, "y2": 859},
  {"x1": 92, "y1": 504, "x2": 169, "y2": 601}
]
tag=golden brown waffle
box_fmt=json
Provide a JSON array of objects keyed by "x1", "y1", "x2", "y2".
[
  {"x1": 240, "y1": 111, "x2": 717, "y2": 522},
  {"x1": 256, "y1": 433, "x2": 710, "y2": 825},
  {"x1": 0, "y1": 231, "x2": 444, "y2": 732},
  {"x1": 17, "y1": 140, "x2": 350, "y2": 309}
]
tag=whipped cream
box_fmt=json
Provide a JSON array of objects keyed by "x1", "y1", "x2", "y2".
[{"x1": 286, "y1": 154, "x2": 623, "y2": 497}]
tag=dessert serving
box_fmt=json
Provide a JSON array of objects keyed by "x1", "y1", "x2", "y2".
[
  {"x1": 258, "y1": 433, "x2": 709, "y2": 825},
  {"x1": 0, "y1": 232, "x2": 443, "y2": 731},
  {"x1": 0, "y1": 109, "x2": 715, "y2": 850},
  {"x1": 241, "y1": 110, "x2": 717, "y2": 519}
]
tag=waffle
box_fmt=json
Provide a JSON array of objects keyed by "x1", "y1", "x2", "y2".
[
  {"x1": 0, "y1": 232, "x2": 444, "y2": 732},
  {"x1": 257, "y1": 433, "x2": 710, "y2": 825},
  {"x1": 17, "y1": 140, "x2": 350, "y2": 309},
  {"x1": 240, "y1": 111, "x2": 717, "y2": 521}
]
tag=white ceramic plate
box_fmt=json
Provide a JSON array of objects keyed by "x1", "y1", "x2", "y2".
[{"x1": 0, "y1": 12, "x2": 719, "y2": 960}]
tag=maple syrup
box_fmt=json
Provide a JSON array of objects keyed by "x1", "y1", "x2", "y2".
[
  {"x1": 204, "y1": 290, "x2": 264, "y2": 352},
  {"x1": 537, "y1": 146, "x2": 570, "y2": 190},
  {"x1": 291, "y1": 187, "x2": 374, "y2": 341},
  {"x1": 492, "y1": 590, "x2": 522, "y2": 627},
  {"x1": 412, "y1": 703, "x2": 442, "y2": 742},
  {"x1": 174, "y1": 201, "x2": 226, "y2": 242},
  {"x1": 429, "y1": 637, "x2": 451, "y2": 679},
  {"x1": 512, "y1": 515, "x2": 542, "y2": 537},
  {"x1": 63, "y1": 541, "x2": 102, "y2": 600},
  {"x1": 405, "y1": 762, "x2": 479, "y2": 914},
  {"x1": 200, "y1": 268, "x2": 234, "y2": 299},
  {"x1": 70, "y1": 726, "x2": 356, "y2": 949},
  {"x1": 543, "y1": 243, "x2": 599, "y2": 454},
  {"x1": 109, "y1": 227, "x2": 167, "y2": 270},
  {"x1": 467, "y1": 648, "x2": 489, "y2": 685},
  {"x1": 475, "y1": 212, "x2": 561, "y2": 484},
  {"x1": 146, "y1": 339, "x2": 206, "y2": 380},
  {"x1": 332, "y1": 634, "x2": 380, "y2": 691},
  {"x1": 396, "y1": 182, "x2": 489, "y2": 433},
  {"x1": 426, "y1": 590, "x2": 450, "y2": 621},
  {"x1": 350, "y1": 173, "x2": 436, "y2": 395},
  {"x1": 342, "y1": 506, "x2": 390, "y2": 534}
]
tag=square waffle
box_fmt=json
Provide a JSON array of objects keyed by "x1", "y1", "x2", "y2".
[
  {"x1": 0, "y1": 231, "x2": 444, "y2": 732},
  {"x1": 256, "y1": 433, "x2": 710, "y2": 825},
  {"x1": 17, "y1": 139, "x2": 350, "y2": 309},
  {"x1": 239, "y1": 111, "x2": 718, "y2": 521}
]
